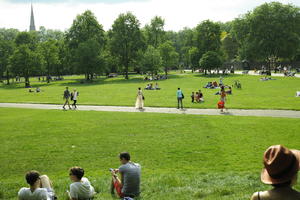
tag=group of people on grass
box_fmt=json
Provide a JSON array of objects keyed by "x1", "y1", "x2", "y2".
[
  {"x1": 29, "y1": 87, "x2": 41, "y2": 93},
  {"x1": 63, "y1": 87, "x2": 79, "y2": 110},
  {"x1": 143, "y1": 74, "x2": 167, "y2": 81},
  {"x1": 18, "y1": 152, "x2": 140, "y2": 200},
  {"x1": 144, "y1": 83, "x2": 160, "y2": 90},
  {"x1": 191, "y1": 90, "x2": 204, "y2": 103},
  {"x1": 18, "y1": 146, "x2": 300, "y2": 200}
]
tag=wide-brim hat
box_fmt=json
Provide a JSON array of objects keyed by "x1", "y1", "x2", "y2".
[{"x1": 261, "y1": 145, "x2": 300, "y2": 184}]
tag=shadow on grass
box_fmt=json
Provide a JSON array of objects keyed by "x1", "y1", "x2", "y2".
[
  {"x1": 194, "y1": 73, "x2": 244, "y2": 78},
  {"x1": 58, "y1": 75, "x2": 185, "y2": 87},
  {"x1": 0, "y1": 82, "x2": 60, "y2": 90}
]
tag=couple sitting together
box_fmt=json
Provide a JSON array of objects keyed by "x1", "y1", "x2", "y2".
[
  {"x1": 203, "y1": 81, "x2": 219, "y2": 89},
  {"x1": 145, "y1": 83, "x2": 160, "y2": 90},
  {"x1": 18, "y1": 152, "x2": 141, "y2": 200},
  {"x1": 215, "y1": 86, "x2": 232, "y2": 95},
  {"x1": 191, "y1": 90, "x2": 204, "y2": 103}
]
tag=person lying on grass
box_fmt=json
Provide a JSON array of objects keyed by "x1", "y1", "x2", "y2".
[
  {"x1": 18, "y1": 170, "x2": 56, "y2": 200},
  {"x1": 251, "y1": 145, "x2": 300, "y2": 200},
  {"x1": 110, "y1": 152, "x2": 141, "y2": 199},
  {"x1": 67, "y1": 166, "x2": 95, "y2": 200}
]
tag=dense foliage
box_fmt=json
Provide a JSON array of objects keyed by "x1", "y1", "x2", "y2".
[{"x1": 1, "y1": 2, "x2": 300, "y2": 85}]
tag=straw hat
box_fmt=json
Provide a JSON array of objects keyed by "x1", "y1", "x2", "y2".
[{"x1": 261, "y1": 145, "x2": 300, "y2": 184}]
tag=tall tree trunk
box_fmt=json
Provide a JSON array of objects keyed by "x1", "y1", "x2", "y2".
[
  {"x1": 125, "y1": 63, "x2": 129, "y2": 79},
  {"x1": 47, "y1": 63, "x2": 50, "y2": 83},
  {"x1": 25, "y1": 76, "x2": 30, "y2": 88},
  {"x1": 6, "y1": 69, "x2": 10, "y2": 85}
]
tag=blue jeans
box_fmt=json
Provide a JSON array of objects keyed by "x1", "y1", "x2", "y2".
[{"x1": 177, "y1": 97, "x2": 183, "y2": 109}]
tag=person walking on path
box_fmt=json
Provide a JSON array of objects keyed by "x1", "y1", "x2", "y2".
[
  {"x1": 177, "y1": 88, "x2": 184, "y2": 109},
  {"x1": 63, "y1": 87, "x2": 71, "y2": 110},
  {"x1": 135, "y1": 87, "x2": 144, "y2": 110},
  {"x1": 71, "y1": 89, "x2": 79, "y2": 110},
  {"x1": 251, "y1": 145, "x2": 300, "y2": 200},
  {"x1": 218, "y1": 86, "x2": 227, "y2": 113}
]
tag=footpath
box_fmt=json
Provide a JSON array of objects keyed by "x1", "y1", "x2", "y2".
[{"x1": 0, "y1": 103, "x2": 300, "y2": 118}]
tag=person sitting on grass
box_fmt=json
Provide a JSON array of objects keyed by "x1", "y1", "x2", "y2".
[
  {"x1": 191, "y1": 92, "x2": 195, "y2": 103},
  {"x1": 18, "y1": 170, "x2": 56, "y2": 200},
  {"x1": 198, "y1": 90, "x2": 204, "y2": 102},
  {"x1": 154, "y1": 83, "x2": 160, "y2": 90},
  {"x1": 204, "y1": 82, "x2": 213, "y2": 89},
  {"x1": 251, "y1": 145, "x2": 300, "y2": 200},
  {"x1": 36, "y1": 87, "x2": 41, "y2": 93},
  {"x1": 110, "y1": 152, "x2": 141, "y2": 199},
  {"x1": 195, "y1": 92, "x2": 200, "y2": 103},
  {"x1": 225, "y1": 87, "x2": 232, "y2": 95},
  {"x1": 68, "y1": 166, "x2": 95, "y2": 200},
  {"x1": 212, "y1": 81, "x2": 218, "y2": 88}
]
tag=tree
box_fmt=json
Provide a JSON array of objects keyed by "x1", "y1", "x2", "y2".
[
  {"x1": 39, "y1": 39, "x2": 60, "y2": 83},
  {"x1": 144, "y1": 16, "x2": 165, "y2": 48},
  {"x1": 10, "y1": 44, "x2": 42, "y2": 87},
  {"x1": 38, "y1": 26, "x2": 64, "y2": 42},
  {"x1": 0, "y1": 38, "x2": 14, "y2": 84},
  {"x1": 221, "y1": 33, "x2": 238, "y2": 61},
  {"x1": 188, "y1": 47, "x2": 199, "y2": 72},
  {"x1": 232, "y1": 2, "x2": 300, "y2": 67},
  {"x1": 158, "y1": 40, "x2": 179, "y2": 75},
  {"x1": 199, "y1": 51, "x2": 222, "y2": 74},
  {"x1": 15, "y1": 31, "x2": 38, "y2": 50},
  {"x1": 141, "y1": 46, "x2": 162, "y2": 77},
  {"x1": 109, "y1": 12, "x2": 145, "y2": 79},
  {"x1": 9, "y1": 31, "x2": 41, "y2": 87},
  {"x1": 75, "y1": 38, "x2": 105, "y2": 78},
  {"x1": 177, "y1": 28, "x2": 196, "y2": 67},
  {"x1": 195, "y1": 20, "x2": 221, "y2": 59},
  {"x1": 65, "y1": 10, "x2": 105, "y2": 80}
]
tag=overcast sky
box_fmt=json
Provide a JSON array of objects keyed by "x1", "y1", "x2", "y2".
[{"x1": 0, "y1": 0, "x2": 299, "y2": 31}]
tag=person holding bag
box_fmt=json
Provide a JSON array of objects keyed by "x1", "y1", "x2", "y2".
[{"x1": 135, "y1": 87, "x2": 144, "y2": 110}]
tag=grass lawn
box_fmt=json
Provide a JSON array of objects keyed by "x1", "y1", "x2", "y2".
[
  {"x1": 0, "y1": 108, "x2": 300, "y2": 199},
  {"x1": 1, "y1": 73, "x2": 300, "y2": 110}
]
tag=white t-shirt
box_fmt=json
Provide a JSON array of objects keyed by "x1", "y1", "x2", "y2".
[
  {"x1": 296, "y1": 91, "x2": 300, "y2": 97},
  {"x1": 18, "y1": 188, "x2": 51, "y2": 200},
  {"x1": 73, "y1": 92, "x2": 78, "y2": 100},
  {"x1": 70, "y1": 177, "x2": 95, "y2": 199}
]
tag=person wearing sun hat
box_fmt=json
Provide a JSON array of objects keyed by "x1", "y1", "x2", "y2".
[{"x1": 251, "y1": 145, "x2": 300, "y2": 200}]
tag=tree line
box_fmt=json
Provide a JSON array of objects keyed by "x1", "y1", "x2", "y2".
[{"x1": 0, "y1": 2, "x2": 300, "y2": 87}]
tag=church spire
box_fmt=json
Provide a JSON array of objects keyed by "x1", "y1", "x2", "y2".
[{"x1": 29, "y1": 3, "x2": 36, "y2": 31}]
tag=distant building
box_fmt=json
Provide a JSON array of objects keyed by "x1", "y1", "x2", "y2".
[{"x1": 29, "y1": 4, "x2": 36, "y2": 31}]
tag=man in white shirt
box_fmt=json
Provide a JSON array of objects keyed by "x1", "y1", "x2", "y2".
[
  {"x1": 71, "y1": 89, "x2": 79, "y2": 109},
  {"x1": 18, "y1": 170, "x2": 55, "y2": 200},
  {"x1": 68, "y1": 166, "x2": 95, "y2": 200}
]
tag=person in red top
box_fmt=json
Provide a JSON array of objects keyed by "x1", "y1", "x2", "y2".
[{"x1": 218, "y1": 86, "x2": 226, "y2": 113}]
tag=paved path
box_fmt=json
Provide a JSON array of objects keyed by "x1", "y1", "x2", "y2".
[
  {"x1": 0, "y1": 103, "x2": 300, "y2": 119},
  {"x1": 235, "y1": 70, "x2": 300, "y2": 78}
]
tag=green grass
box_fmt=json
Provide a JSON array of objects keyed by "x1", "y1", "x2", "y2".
[
  {"x1": 1, "y1": 108, "x2": 300, "y2": 199},
  {"x1": 0, "y1": 73, "x2": 300, "y2": 110}
]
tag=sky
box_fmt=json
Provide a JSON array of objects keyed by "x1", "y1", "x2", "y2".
[{"x1": 0, "y1": 0, "x2": 299, "y2": 32}]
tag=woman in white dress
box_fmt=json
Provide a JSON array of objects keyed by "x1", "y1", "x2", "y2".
[{"x1": 135, "y1": 87, "x2": 144, "y2": 109}]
